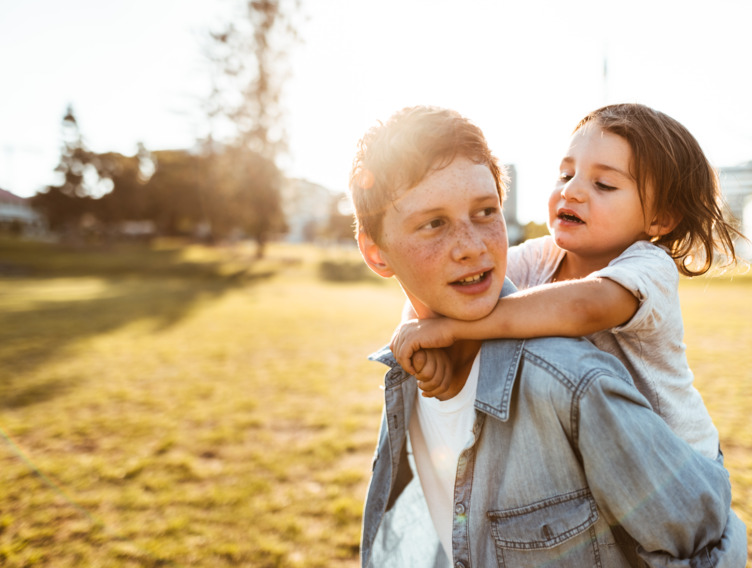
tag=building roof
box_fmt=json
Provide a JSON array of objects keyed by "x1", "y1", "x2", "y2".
[{"x1": 0, "y1": 188, "x2": 28, "y2": 205}]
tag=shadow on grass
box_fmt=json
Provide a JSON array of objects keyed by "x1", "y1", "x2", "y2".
[{"x1": 0, "y1": 239, "x2": 276, "y2": 409}]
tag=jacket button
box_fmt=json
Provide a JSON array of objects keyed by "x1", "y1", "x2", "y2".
[{"x1": 455, "y1": 503, "x2": 465, "y2": 515}]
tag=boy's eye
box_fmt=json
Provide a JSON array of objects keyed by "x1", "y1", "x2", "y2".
[
  {"x1": 559, "y1": 173, "x2": 573, "y2": 182},
  {"x1": 421, "y1": 218, "x2": 444, "y2": 230},
  {"x1": 477, "y1": 207, "x2": 498, "y2": 217}
]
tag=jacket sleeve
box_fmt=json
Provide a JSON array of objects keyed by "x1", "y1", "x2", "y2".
[{"x1": 575, "y1": 371, "x2": 739, "y2": 565}]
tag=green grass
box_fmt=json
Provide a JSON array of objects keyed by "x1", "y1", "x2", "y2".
[{"x1": 0, "y1": 238, "x2": 750, "y2": 565}]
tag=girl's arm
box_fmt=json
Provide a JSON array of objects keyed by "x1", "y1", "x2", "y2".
[{"x1": 391, "y1": 277, "x2": 638, "y2": 368}]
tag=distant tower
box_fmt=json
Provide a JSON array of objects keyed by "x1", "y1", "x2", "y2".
[
  {"x1": 602, "y1": 52, "x2": 609, "y2": 105},
  {"x1": 503, "y1": 164, "x2": 523, "y2": 245}
]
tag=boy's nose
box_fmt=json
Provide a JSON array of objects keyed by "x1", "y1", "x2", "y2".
[{"x1": 451, "y1": 223, "x2": 487, "y2": 261}]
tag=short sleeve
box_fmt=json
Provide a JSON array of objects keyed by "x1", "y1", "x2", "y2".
[
  {"x1": 588, "y1": 241, "x2": 678, "y2": 333},
  {"x1": 507, "y1": 236, "x2": 563, "y2": 290}
]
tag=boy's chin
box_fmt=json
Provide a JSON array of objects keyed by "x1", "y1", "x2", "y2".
[
  {"x1": 438, "y1": 301, "x2": 497, "y2": 322},
  {"x1": 409, "y1": 290, "x2": 499, "y2": 321}
]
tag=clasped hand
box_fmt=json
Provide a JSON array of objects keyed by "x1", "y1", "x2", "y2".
[{"x1": 389, "y1": 318, "x2": 460, "y2": 400}]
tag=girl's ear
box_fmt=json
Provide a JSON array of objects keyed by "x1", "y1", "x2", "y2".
[
  {"x1": 357, "y1": 231, "x2": 394, "y2": 278},
  {"x1": 647, "y1": 211, "x2": 681, "y2": 238}
]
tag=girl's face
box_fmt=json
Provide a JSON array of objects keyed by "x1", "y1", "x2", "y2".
[{"x1": 548, "y1": 123, "x2": 663, "y2": 267}]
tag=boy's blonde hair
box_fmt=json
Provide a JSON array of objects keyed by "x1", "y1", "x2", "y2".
[
  {"x1": 576, "y1": 103, "x2": 740, "y2": 276},
  {"x1": 349, "y1": 106, "x2": 507, "y2": 245}
]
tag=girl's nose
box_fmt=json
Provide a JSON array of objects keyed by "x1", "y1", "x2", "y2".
[{"x1": 560, "y1": 177, "x2": 586, "y2": 202}]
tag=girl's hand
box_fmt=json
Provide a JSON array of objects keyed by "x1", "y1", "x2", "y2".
[
  {"x1": 411, "y1": 349, "x2": 459, "y2": 400},
  {"x1": 390, "y1": 318, "x2": 457, "y2": 374}
]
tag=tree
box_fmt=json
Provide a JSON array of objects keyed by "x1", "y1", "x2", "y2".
[
  {"x1": 31, "y1": 105, "x2": 101, "y2": 232},
  {"x1": 94, "y1": 148, "x2": 156, "y2": 227},
  {"x1": 145, "y1": 150, "x2": 212, "y2": 236},
  {"x1": 213, "y1": 146, "x2": 286, "y2": 253},
  {"x1": 205, "y1": 0, "x2": 301, "y2": 257}
]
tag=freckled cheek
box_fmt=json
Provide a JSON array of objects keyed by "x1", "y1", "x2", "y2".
[
  {"x1": 485, "y1": 224, "x2": 508, "y2": 248},
  {"x1": 390, "y1": 240, "x2": 445, "y2": 274}
]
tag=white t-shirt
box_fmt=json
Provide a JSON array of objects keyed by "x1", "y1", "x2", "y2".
[
  {"x1": 507, "y1": 236, "x2": 719, "y2": 459},
  {"x1": 408, "y1": 350, "x2": 480, "y2": 560}
]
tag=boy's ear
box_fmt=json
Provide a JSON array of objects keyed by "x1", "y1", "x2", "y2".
[
  {"x1": 647, "y1": 211, "x2": 680, "y2": 238},
  {"x1": 357, "y1": 231, "x2": 394, "y2": 278}
]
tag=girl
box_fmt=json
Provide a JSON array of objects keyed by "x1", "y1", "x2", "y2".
[{"x1": 391, "y1": 103, "x2": 742, "y2": 459}]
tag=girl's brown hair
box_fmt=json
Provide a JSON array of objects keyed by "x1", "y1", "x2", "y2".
[{"x1": 575, "y1": 103, "x2": 740, "y2": 276}]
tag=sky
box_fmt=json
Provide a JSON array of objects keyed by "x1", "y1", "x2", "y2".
[{"x1": 1, "y1": 0, "x2": 752, "y2": 223}]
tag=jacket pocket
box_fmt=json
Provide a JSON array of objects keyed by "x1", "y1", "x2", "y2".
[
  {"x1": 488, "y1": 488, "x2": 598, "y2": 549},
  {"x1": 487, "y1": 489, "x2": 605, "y2": 567}
]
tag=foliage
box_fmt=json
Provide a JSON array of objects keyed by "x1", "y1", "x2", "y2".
[
  {"x1": 50, "y1": 105, "x2": 101, "y2": 198},
  {"x1": 134, "y1": 149, "x2": 212, "y2": 237},
  {"x1": 31, "y1": 106, "x2": 103, "y2": 231},
  {"x1": 94, "y1": 150, "x2": 151, "y2": 224},
  {"x1": 210, "y1": 145, "x2": 287, "y2": 256},
  {"x1": 205, "y1": 0, "x2": 301, "y2": 158},
  {"x1": 522, "y1": 220, "x2": 550, "y2": 241},
  {"x1": 203, "y1": 0, "x2": 302, "y2": 257},
  {"x1": 32, "y1": 141, "x2": 290, "y2": 245}
]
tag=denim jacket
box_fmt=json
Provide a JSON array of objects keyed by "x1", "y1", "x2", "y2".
[{"x1": 361, "y1": 281, "x2": 746, "y2": 568}]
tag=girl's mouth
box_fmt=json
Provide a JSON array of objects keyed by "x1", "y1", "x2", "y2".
[{"x1": 558, "y1": 211, "x2": 584, "y2": 224}]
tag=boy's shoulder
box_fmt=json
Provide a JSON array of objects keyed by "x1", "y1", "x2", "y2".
[
  {"x1": 477, "y1": 335, "x2": 636, "y2": 422},
  {"x1": 522, "y1": 335, "x2": 632, "y2": 382},
  {"x1": 482, "y1": 335, "x2": 634, "y2": 391}
]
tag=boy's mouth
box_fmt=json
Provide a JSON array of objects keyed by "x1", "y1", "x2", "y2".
[{"x1": 453, "y1": 271, "x2": 489, "y2": 286}]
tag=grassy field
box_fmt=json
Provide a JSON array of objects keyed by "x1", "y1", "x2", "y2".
[{"x1": 0, "y1": 238, "x2": 750, "y2": 566}]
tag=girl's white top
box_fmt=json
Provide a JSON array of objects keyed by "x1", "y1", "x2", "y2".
[{"x1": 507, "y1": 236, "x2": 719, "y2": 459}]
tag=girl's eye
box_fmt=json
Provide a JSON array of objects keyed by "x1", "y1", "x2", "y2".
[
  {"x1": 595, "y1": 181, "x2": 617, "y2": 191},
  {"x1": 559, "y1": 173, "x2": 573, "y2": 182}
]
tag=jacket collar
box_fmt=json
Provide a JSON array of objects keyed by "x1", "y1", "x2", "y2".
[
  {"x1": 368, "y1": 278, "x2": 524, "y2": 412},
  {"x1": 368, "y1": 344, "x2": 412, "y2": 388},
  {"x1": 475, "y1": 336, "x2": 525, "y2": 422}
]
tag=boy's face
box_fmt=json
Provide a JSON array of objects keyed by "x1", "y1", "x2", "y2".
[{"x1": 359, "y1": 157, "x2": 507, "y2": 321}]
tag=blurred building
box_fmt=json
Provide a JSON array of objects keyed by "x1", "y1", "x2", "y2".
[
  {"x1": 0, "y1": 187, "x2": 45, "y2": 235},
  {"x1": 280, "y1": 178, "x2": 335, "y2": 243},
  {"x1": 718, "y1": 163, "x2": 752, "y2": 258}
]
